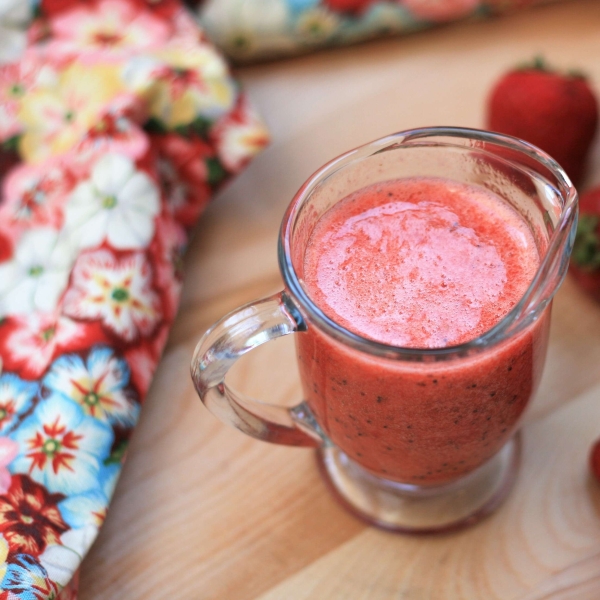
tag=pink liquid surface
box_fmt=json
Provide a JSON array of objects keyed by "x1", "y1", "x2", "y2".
[{"x1": 297, "y1": 178, "x2": 550, "y2": 484}]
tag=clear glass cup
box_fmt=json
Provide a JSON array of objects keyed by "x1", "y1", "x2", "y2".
[{"x1": 190, "y1": 127, "x2": 577, "y2": 533}]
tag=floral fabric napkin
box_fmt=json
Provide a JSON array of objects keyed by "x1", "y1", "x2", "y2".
[
  {"x1": 0, "y1": 0, "x2": 269, "y2": 598},
  {"x1": 197, "y1": 0, "x2": 564, "y2": 62}
]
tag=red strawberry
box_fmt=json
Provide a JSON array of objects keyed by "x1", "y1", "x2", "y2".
[
  {"x1": 486, "y1": 58, "x2": 598, "y2": 186},
  {"x1": 570, "y1": 186, "x2": 600, "y2": 301}
]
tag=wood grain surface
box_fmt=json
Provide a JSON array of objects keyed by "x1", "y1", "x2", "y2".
[{"x1": 80, "y1": 2, "x2": 600, "y2": 598}]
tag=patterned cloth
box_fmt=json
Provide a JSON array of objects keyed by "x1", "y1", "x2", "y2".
[
  {"x1": 197, "y1": 0, "x2": 563, "y2": 62},
  {"x1": 0, "y1": 0, "x2": 269, "y2": 597}
]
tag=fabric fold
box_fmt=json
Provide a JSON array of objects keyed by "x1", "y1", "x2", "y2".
[{"x1": 0, "y1": 1, "x2": 269, "y2": 597}]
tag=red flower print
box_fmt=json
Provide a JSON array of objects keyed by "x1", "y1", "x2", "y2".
[
  {"x1": 0, "y1": 231, "x2": 11, "y2": 263},
  {"x1": 27, "y1": 419, "x2": 82, "y2": 477},
  {"x1": 47, "y1": 0, "x2": 172, "y2": 60},
  {"x1": 0, "y1": 396, "x2": 18, "y2": 434},
  {"x1": 322, "y1": 0, "x2": 377, "y2": 14},
  {"x1": 148, "y1": 215, "x2": 186, "y2": 320},
  {"x1": 27, "y1": 18, "x2": 52, "y2": 45},
  {"x1": 124, "y1": 323, "x2": 168, "y2": 398},
  {"x1": 56, "y1": 570, "x2": 79, "y2": 600},
  {"x1": 149, "y1": 61, "x2": 209, "y2": 104},
  {"x1": 41, "y1": 0, "x2": 81, "y2": 17},
  {"x1": 12, "y1": 395, "x2": 114, "y2": 494},
  {"x1": 70, "y1": 103, "x2": 149, "y2": 177},
  {"x1": 152, "y1": 133, "x2": 212, "y2": 227},
  {"x1": 63, "y1": 250, "x2": 163, "y2": 343},
  {"x1": 123, "y1": 342, "x2": 155, "y2": 399},
  {"x1": 0, "y1": 159, "x2": 76, "y2": 234},
  {"x1": 210, "y1": 95, "x2": 269, "y2": 173},
  {"x1": 0, "y1": 474, "x2": 68, "y2": 556},
  {"x1": 0, "y1": 48, "x2": 48, "y2": 135},
  {"x1": 0, "y1": 314, "x2": 107, "y2": 381}
]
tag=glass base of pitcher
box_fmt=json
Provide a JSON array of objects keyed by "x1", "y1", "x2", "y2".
[{"x1": 316, "y1": 433, "x2": 521, "y2": 534}]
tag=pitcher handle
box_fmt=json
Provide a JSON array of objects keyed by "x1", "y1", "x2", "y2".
[{"x1": 190, "y1": 291, "x2": 322, "y2": 447}]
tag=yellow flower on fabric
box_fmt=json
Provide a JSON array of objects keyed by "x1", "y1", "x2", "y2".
[
  {"x1": 154, "y1": 43, "x2": 231, "y2": 82},
  {"x1": 18, "y1": 62, "x2": 126, "y2": 163},
  {"x1": 124, "y1": 42, "x2": 236, "y2": 129}
]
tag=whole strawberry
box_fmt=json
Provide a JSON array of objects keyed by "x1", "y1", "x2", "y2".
[
  {"x1": 486, "y1": 58, "x2": 598, "y2": 186},
  {"x1": 570, "y1": 186, "x2": 600, "y2": 301}
]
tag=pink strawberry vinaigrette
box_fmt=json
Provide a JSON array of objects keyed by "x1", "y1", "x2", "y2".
[{"x1": 297, "y1": 177, "x2": 550, "y2": 485}]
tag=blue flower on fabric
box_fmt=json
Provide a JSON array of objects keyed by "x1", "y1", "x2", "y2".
[
  {"x1": 59, "y1": 488, "x2": 108, "y2": 531},
  {"x1": 59, "y1": 460, "x2": 119, "y2": 533},
  {"x1": 10, "y1": 396, "x2": 113, "y2": 496},
  {"x1": 99, "y1": 461, "x2": 120, "y2": 498},
  {"x1": 0, "y1": 553, "x2": 58, "y2": 599},
  {"x1": 43, "y1": 346, "x2": 140, "y2": 427},
  {"x1": 287, "y1": 0, "x2": 319, "y2": 15},
  {"x1": 42, "y1": 465, "x2": 123, "y2": 586},
  {"x1": 0, "y1": 374, "x2": 38, "y2": 435}
]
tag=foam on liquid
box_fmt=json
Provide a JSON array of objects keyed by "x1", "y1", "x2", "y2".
[{"x1": 303, "y1": 177, "x2": 540, "y2": 348}]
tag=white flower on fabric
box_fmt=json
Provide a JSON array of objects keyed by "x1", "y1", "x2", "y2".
[
  {"x1": 199, "y1": 0, "x2": 295, "y2": 59},
  {"x1": 38, "y1": 523, "x2": 101, "y2": 588},
  {"x1": 0, "y1": 0, "x2": 32, "y2": 65},
  {"x1": 42, "y1": 345, "x2": 140, "y2": 426},
  {"x1": 64, "y1": 153, "x2": 160, "y2": 251},
  {"x1": 0, "y1": 228, "x2": 77, "y2": 317},
  {"x1": 39, "y1": 537, "x2": 83, "y2": 587},
  {"x1": 10, "y1": 395, "x2": 114, "y2": 495},
  {"x1": 63, "y1": 250, "x2": 162, "y2": 342}
]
